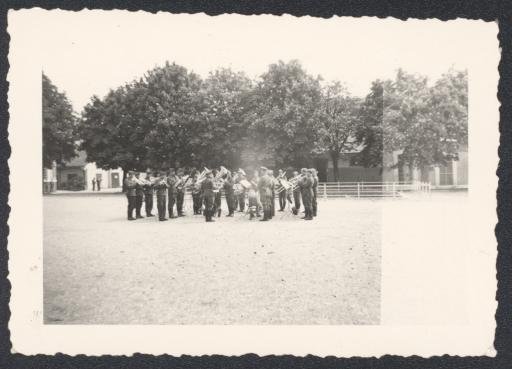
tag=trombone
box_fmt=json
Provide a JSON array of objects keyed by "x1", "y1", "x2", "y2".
[{"x1": 288, "y1": 174, "x2": 305, "y2": 191}]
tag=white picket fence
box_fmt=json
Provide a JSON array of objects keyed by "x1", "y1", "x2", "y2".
[{"x1": 317, "y1": 181, "x2": 431, "y2": 198}]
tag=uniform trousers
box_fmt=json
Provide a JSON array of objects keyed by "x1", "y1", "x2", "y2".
[
  {"x1": 270, "y1": 190, "x2": 276, "y2": 216},
  {"x1": 135, "y1": 194, "x2": 144, "y2": 217},
  {"x1": 312, "y1": 192, "x2": 317, "y2": 217},
  {"x1": 225, "y1": 191, "x2": 235, "y2": 214},
  {"x1": 237, "y1": 193, "x2": 245, "y2": 211},
  {"x1": 176, "y1": 191, "x2": 185, "y2": 214},
  {"x1": 126, "y1": 195, "x2": 136, "y2": 219},
  {"x1": 156, "y1": 194, "x2": 167, "y2": 220},
  {"x1": 293, "y1": 190, "x2": 300, "y2": 211},
  {"x1": 168, "y1": 192, "x2": 177, "y2": 217},
  {"x1": 213, "y1": 192, "x2": 222, "y2": 215},
  {"x1": 278, "y1": 190, "x2": 287, "y2": 210},
  {"x1": 203, "y1": 195, "x2": 214, "y2": 220},
  {"x1": 303, "y1": 193, "x2": 313, "y2": 218},
  {"x1": 144, "y1": 192, "x2": 153, "y2": 215},
  {"x1": 192, "y1": 192, "x2": 201, "y2": 214}
]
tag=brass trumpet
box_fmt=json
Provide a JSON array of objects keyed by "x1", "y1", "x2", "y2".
[{"x1": 288, "y1": 174, "x2": 305, "y2": 191}]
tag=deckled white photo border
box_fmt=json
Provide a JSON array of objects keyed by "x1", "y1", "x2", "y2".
[{"x1": 7, "y1": 10, "x2": 499, "y2": 356}]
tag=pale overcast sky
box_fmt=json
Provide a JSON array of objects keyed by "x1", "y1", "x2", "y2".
[{"x1": 33, "y1": 11, "x2": 479, "y2": 112}]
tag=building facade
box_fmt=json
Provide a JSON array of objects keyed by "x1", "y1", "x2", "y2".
[
  {"x1": 42, "y1": 151, "x2": 124, "y2": 192},
  {"x1": 321, "y1": 145, "x2": 468, "y2": 188}
]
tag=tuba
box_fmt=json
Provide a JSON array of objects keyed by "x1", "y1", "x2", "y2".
[
  {"x1": 194, "y1": 167, "x2": 210, "y2": 190},
  {"x1": 213, "y1": 166, "x2": 228, "y2": 193}
]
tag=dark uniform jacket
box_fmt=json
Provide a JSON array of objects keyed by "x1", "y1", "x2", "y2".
[
  {"x1": 223, "y1": 177, "x2": 235, "y2": 194},
  {"x1": 143, "y1": 178, "x2": 154, "y2": 195},
  {"x1": 257, "y1": 175, "x2": 273, "y2": 197},
  {"x1": 201, "y1": 178, "x2": 215, "y2": 199},
  {"x1": 135, "y1": 178, "x2": 145, "y2": 197},
  {"x1": 312, "y1": 176, "x2": 318, "y2": 197},
  {"x1": 124, "y1": 178, "x2": 137, "y2": 197},
  {"x1": 167, "y1": 175, "x2": 179, "y2": 194},
  {"x1": 301, "y1": 177, "x2": 314, "y2": 201},
  {"x1": 154, "y1": 178, "x2": 168, "y2": 196}
]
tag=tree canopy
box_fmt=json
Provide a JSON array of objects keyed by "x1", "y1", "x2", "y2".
[
  {"x1": 314, "y1": 82, "x2": 361, "y2": 180},
  {"x1": 76, "y1": 61, "x2": 468, "y2": 178},
  {"x1": 42, "y1": 73, "x2": 78, "y2": 168}
]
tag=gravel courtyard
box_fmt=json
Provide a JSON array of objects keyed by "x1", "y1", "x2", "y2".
[{"x1": 43, "y1": 193, "x2": 382, "y2": 325}]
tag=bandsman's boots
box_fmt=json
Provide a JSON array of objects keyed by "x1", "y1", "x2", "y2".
[{"x1": 260, "y1": 209, "x2": 269, "y2": 221}]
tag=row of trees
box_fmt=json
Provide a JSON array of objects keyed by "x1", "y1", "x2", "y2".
[{"x1": 43, "y1": 60, "x2": 467, "y2": 181}]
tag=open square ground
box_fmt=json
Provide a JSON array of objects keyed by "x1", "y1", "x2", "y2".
[{"x1": 44, "y1": 194, "x2": 383, "y2": 324}]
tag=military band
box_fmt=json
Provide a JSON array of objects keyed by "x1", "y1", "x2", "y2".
[{"x1": 123, "y1": 166, "x2": 319, "y2": 222}]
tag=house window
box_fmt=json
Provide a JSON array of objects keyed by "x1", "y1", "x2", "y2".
[{"x1": 439, "y1": 162, "x2": 453, "y2": 185}]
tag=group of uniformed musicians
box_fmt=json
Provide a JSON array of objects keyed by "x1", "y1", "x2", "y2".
[{"x1": 123, "y1": 166, "x2": 319, "y2": 222}]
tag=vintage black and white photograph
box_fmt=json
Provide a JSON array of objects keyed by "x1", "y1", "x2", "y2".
[{"x1": 7, "y1": 10, "x2": 499, "y2": 356}]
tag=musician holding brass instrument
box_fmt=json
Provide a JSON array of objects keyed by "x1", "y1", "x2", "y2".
[
  {"x1": 235, "y1": 169, "x2": 247, "y2": 212},
  {"x1": 134, "y1": 172, "x2": 145, "y2": 219},
  {"x1": 154, "y1": 170, "x2": 169, "y2": 221},
  {"x1": 276, "y1": 169, "x2": 293, "y2": 211},
  {"x1": 257, "y1": 166, "x2": 273, "y2": 221},
  {"x1": 289, "y1": 170, "x2": 303, "y2": 215},
  {"x1": 191, "y1": 170, "x2": 202, "y2": 215},
  {"x1": 212, "y1": 166, "x2": 228, "y2": 217},
  {"x1": 124, "y1": 170, "x2": 137, "y2": 221},
  {"x1": 223, "y1": 170, "x2": 236, "y2": 217},
  {"x1": 268, "y1": 169, "x2": 276, "y2": 219},
  {"x1": 167, "y1": 168, "x2": 179, "y2": 219},
  {"x1": 247, "y1": 172, "x2": 260, "y2": 220},
  {"x1": 143, "y1": 170, "x2": 155, "y2": 217},
  {"x1": 175, "y1": 168, "x2": 188, "y2": 217},
  {"x1": 301, "y1": 169, "x2": 315, "y2": 221},
  {"x1": 201, "y1": 169, "x2": 215, "y2": 222},
  {"x1": 310, "y1": 168, "x2": 319, "y2": 217}
]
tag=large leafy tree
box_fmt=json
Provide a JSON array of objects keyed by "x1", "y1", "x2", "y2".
[
  {"x1": 199, "y1": 68, "x2": 252, "y2": 169},
  {"x1": 428, "y1": 69, "x2": 468, "y2": 160},
  {"x1": 383, "y1": 69, "x2": 467, "y2": 174},
  {"x1": 355, "y1": 80, "x2": 384, "y2": 168},
  {"x1": 80, "y1": 62, "x2": 205, "y2": 172},
  {"x1": 141, "y1": 63, "x2": 205, "y2": 169},
  {"x1": 247, "y1": 60, "x2": 322, "y2": 168},
  {"x1": 314, "y1": 82, "x2": 361, "y2": 181},
  {"x1": 42, "y1": 73, "x2": 77, "y2": 168}
]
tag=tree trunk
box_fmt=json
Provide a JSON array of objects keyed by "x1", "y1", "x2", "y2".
[
  {"x1": 331, "y1": 152, "x2": 340, "y2": 182},
  {"x1": 408, "y1": 163, "x2": 415, "y2": 182}
]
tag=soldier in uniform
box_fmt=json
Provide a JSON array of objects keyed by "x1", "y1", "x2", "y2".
[
  {"x1": 277, "y1": 169, "x2": 287, "y2": 211},
  {"x1": 236, "y1": 170, "x2": 247, "y2": 212},
  {"x1": 201, "y1": 170, "x2": 215, "y2": 222},
  {"x1": 223, "y1": 171, "x2": 236, "y2": 217},
  {"x1": 268, "y1": 169, "x2": 276, "y2": 219},
  {"x1": 301, "y1": 169, "x2": 315, "y2": 220},
  {"x1": 292, "y1": 170, "x2": 302, "y2": 214},
  {"x1": 257, "y1": 167, "x2": 273, "y2": 221},
  {"x1": 232, "y1": 170, "x2": 239, "y2": 210},
  {"x1": 212, "y1": 168, "x2": 223, "y2": 217},
  {"x1": 310, "y1": 168, "x2": 319, "y2": 217},
  {"x1": 123, "y1": 171, "x2": 137, "y2": 221},
  {"x1": 154, "y1": 170, "x2": 169, "y2": 221},
  {"x1": 167, "y1": 168, "x2": 179, "y2": 219},
  {"x1": 191, "y1": 170, "x2": 202, "y2": 215},
  {"x1": 176, "y1": 168, "x2": 186, "y2": 217},
  {"x1": 144, "y1": 170, "x2": 155, "y2": 217},
  {"x1": 134, "y1": 172, "x2": 145, "y2": 219},
  {"x1": 251, "y1": 170, "x2": 262, "y2": 217}
]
